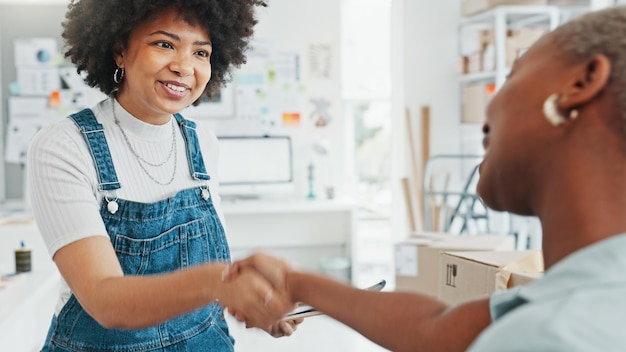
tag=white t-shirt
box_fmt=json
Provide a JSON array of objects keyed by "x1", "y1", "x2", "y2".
[{"x1": 27, "y1": 98, "x2": 225, "y2": 314}]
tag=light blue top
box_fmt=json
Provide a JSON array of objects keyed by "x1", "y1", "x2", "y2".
[{"x1": 468, "y1": 233, "x2": 626, "y2": 352}]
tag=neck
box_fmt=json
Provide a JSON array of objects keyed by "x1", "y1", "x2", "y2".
[
  {"x1": 535, "y1": 151, "x2": 626, "y2": 269},
  {"x1": 114, "y1": 92, "x2": 172, "y2": 125}
]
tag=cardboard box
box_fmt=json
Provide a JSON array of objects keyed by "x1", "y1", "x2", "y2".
[
  {"x1": 461, "y1": 0, "x2": 589, "y2": 17},
  {"x1": 462, "y1": 82, "x2": 495, "y2": 123},
  {"x1": 475, "y1": 28, "x2": 545, "y2": 70},
  {"x1": 506, "y1": 28, "x2": 545, "y2": 67},
  {"x1": 438, "y1": 250, "x2": 543, "y2": 305},
  {"x1": 394, "y1": 233, "x2": 516, "y2": 297}
]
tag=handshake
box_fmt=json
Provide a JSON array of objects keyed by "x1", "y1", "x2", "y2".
[{"x1": 219, "y1": 252, "x2": 306, "y2": 338}]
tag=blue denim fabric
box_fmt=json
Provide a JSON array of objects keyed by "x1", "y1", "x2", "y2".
[
  {"x1": 42, "y1": 108, "x2": 233, "y2": 351},
  {"x1": 173, "y1": 114, "x2": 210, "y2": 181},
  {"x1": 68, "y1": 110, "x2": 121, "y2": 191}
]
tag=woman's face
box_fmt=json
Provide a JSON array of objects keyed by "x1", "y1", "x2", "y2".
[
  {"x1": 115, "y1": 6, "x2": 212, "y2": 123},
  {"x1": 477, "y1": 33, "x2": 570, "y2": 215}
]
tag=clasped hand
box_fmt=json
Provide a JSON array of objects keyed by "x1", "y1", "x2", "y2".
[{"x1": 221, "y1": 253, "x2": 303, "y2": 337}]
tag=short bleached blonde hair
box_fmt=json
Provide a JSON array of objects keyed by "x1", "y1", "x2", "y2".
[{"x1": 554, "y1": 5, "x2": 626, "y2": 122}]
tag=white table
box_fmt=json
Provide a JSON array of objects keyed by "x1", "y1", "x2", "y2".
[
  {"x1": 0, "y1": 198, "x2": 356, "y2": 351},
  {"x1": 0, "y1": 217, "x2": 60, "y2": 352}
]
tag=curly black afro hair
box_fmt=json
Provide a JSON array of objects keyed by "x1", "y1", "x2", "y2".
[{"x1": 62, "y1": 0, "x2": 266, "y2": 101}]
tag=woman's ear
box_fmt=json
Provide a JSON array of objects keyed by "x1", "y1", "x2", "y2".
[
  {"x1": 558, "y1": 54, "x2": 611, "y2": 111},
  {"x1": 112, "y1": 41, "x2": 125, "y2": 67}
]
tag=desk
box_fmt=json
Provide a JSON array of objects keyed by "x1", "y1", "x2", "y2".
[
  {"x1": 222, "y1": 198, "x2": 356, "y2": 279},
  {"x1": 0, "y1": 218, "x2": 60, "y2": 352},
  {"x1": 0, "y1": 198, "x2": 356, "y2": 351}
]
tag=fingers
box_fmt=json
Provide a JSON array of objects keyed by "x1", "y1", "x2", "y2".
[
  {"x1": 226, "y1": 307, "x2": 245, "y2": 322},
  {"x1": 221, "y1": 269, "x2": 294, "y2": 331},
  {"x1": 225, "y1": 253, "x2": 293, "y2": 291},
  {"x1": 269, "y1": 318, "x2": 303, "y2": 338}
]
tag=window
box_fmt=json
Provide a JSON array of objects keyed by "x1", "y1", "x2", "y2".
[{"x1": 341, "y1": 0, "x2": 392, "y2": 218}]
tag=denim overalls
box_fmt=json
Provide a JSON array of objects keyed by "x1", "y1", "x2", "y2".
[{"x1": 41, "y1": 108, "x2": 234, "y2": 351}]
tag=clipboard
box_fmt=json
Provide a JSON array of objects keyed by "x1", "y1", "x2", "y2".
[{"x1": 281, "y1": 279, "x2": 386, "y2": 321}]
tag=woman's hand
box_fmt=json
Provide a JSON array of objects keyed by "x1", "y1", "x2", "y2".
[
  {"x1": 224, "y1": 252, "x2": 294, "y2": 300},
  {"x1": 218, "y1": 267, "x2": 294, "y2": 333},
  {"x1": 224, "y1": 253, "x2": 303, "y2": 336},
  {"x1": 269, "y1": 318, "x2": 305, "y2": 338}
]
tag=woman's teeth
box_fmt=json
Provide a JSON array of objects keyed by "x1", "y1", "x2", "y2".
[{"x1": 165, "y1": 83, "x2": 186, "y2": 92}]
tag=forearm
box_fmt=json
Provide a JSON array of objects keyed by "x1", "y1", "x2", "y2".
[
  {"x1": 79, "y1": 264, "x2": 227, "y2": 329},
  {"x1": 287, "y1": 271, "x2": 490, "y2": 352}
]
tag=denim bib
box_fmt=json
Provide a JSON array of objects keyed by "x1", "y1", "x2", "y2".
[{"x1": 42, "y1": 108, "x2": 234, "y2": 351}]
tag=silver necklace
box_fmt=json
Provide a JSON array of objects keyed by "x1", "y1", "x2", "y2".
[{"x1": 112, "y1": 99, "x2": 178, "y2": 186}]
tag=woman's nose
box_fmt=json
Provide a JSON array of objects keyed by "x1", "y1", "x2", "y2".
[{"x1": 170, "y1": 54, "x2": 194, "y2": 77}]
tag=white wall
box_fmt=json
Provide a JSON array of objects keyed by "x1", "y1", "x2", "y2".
[
  {"x1": 255, "y1": 0, "x2": 344, "y2": 199},
  {"x1": 391, "y1": 0, "x2": 462, "y2": 239},
  {"x1": 402, "y1": 1, "x2": 462, "y2": 158},
  {"x1": 209, "y1": 0, "x2": 345, "y2": 199}
]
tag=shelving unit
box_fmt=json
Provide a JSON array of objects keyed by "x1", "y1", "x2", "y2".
[
  {"x1": 458, "y1": 5, "x2": 591, "y2": 90},
  {"x1": 458, "y1": 5, "x2": 561, "y2": 96},
  {"x1": 449, "y1": 4, "x2": 590, "y2": 249}
]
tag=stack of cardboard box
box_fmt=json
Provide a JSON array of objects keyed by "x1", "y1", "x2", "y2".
[
  {"x1": 461, "y1": 82, "x2": 495, "y2": 123},
  {"x1": 394, "y1": 233, "x2": 516, "y2": 297},
  {"x1": 460, "y1": 28, "x2": 545, "y2": 123},
  {"x1": 459, "y1": 28, "x2": 546, "y2": 75},
  {"x1": 394, "y1": 233, "x2": 544, "y2": 303},
  {"x1": 438, "y1": 250, "x2": 543, "y2": 304}
]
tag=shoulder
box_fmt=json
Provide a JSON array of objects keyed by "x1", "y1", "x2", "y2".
[
  {"x1": 471, "y1": 285, "x2": 626, "y2": 351},
  {"x1": 28, "y1": 106, "x2": 106, "y2": 178},
  {"x1": 30, "y1": 118, "x2": 84, "y2": 155},
  {"x1": 181, "y1": 116, "x2": 219, "y2": 150}
]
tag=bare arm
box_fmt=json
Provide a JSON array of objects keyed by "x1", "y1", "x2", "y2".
[
  {"x1": 229, "y1": 253, "x2": 491, "y2": 352},
  {"x1": 54, "y1": 236, "x2": 293, "y2": 330},
  {"x1": 287, "y1": 271, "x2": 490, "y2": 352}
]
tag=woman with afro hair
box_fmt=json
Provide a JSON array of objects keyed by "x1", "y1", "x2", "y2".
[{"x1": 28, "y1": 1, "x2": 299, "y2": 351}]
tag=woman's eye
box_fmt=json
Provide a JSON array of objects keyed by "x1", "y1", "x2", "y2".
[
  {"x1": 155, "y1": 41, "x2": 173, "y2": 49},
  {"x1": 196, "y1": 50, "x2": 211, "y2": 58}
]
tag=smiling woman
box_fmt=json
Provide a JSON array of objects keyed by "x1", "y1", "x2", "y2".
[
  {"x1": 27, "y1": 1, "x2": 303, "y2": 351},
  {"x1": 112, "y1": 6, "x2": 214, "y2": 125}
]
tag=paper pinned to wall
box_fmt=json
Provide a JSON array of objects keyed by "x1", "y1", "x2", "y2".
[
  {"x1": 5, "y1": 97, "x2": 63, "y2": 165},
  {"x1": 4, "y1": 120, "x2": 43, "y2": 164},
  {"x1": 308, "y1": 43, "x2": 333, "y2": 80},
  {"x1": 233, "y1": 46, "x2": 303, "y2": 131},
  {"x1": 17, "y1": 67, "x2": 60, "y2": 96},
  {"x1": 8, "y1": 96, "x2": 48, "y2": 121},
  {"x1": 14, "y1": 37, "x2": 58, "y2": 68}
]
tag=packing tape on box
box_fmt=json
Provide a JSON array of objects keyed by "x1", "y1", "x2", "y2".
[{"x1": 495, "y1": 251, "x2": 544, "y2": 291}]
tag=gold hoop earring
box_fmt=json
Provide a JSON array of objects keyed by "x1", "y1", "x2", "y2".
[
  {"x1": 542, "y1": 94, "x2": 566, "y2": 126},
  {"x1": 113, "y1": 67, "x2": 125, "y2": 84}
]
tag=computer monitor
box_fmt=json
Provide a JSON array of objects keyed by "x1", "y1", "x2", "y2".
[{"x1": 216, "y1": 135, "x2": 294, "y2": 197}]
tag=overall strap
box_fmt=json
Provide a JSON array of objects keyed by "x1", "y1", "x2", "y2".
[
  {"x1": 174, "y1": 113, "x2": 211, "y2": 181},
  {"x1": 68, "y1": 109, "x2": 121, "y2": 191}
]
